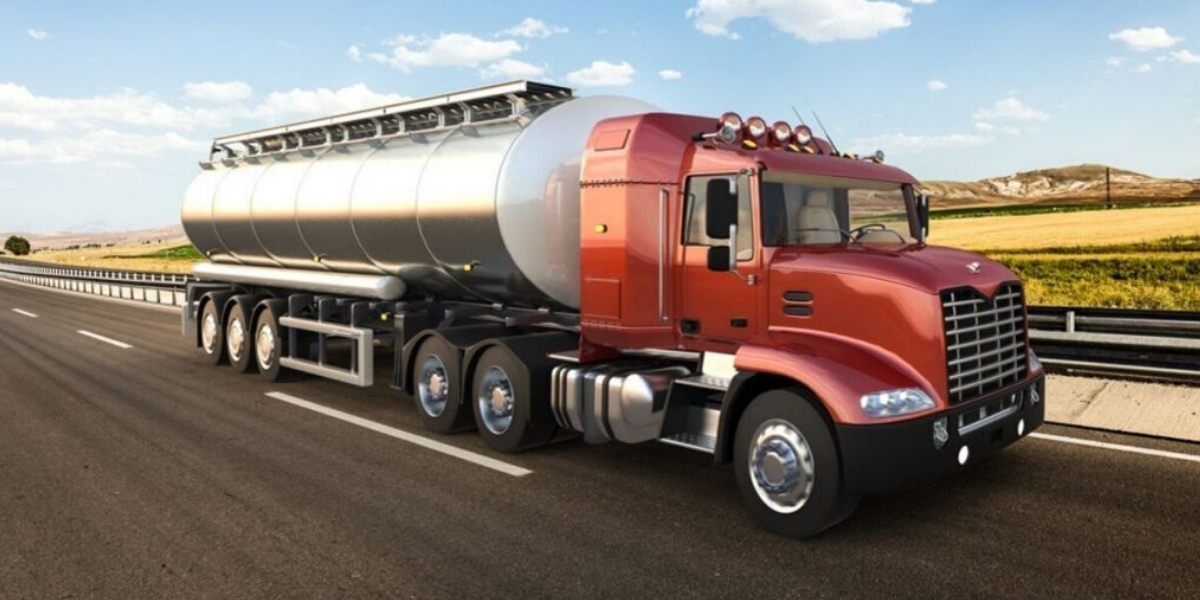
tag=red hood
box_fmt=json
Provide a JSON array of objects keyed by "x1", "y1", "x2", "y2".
[{"x1": 769, "y1": 244, "x2": 1018, "y2": 296}]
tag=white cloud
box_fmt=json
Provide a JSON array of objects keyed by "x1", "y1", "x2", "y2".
[
  {"x1": 910, "y1": 0, "x2": 937, "y2": 3},
  {"x1": 1133, "y1": 63, "x2": 1152, "y2": 73},
  {"x1": 566, "y1": 61, "x2": 636, "y2": 87},
  {"x1": 0, "y1": 130, "x2": 202, "y2": 165},
  {"x1": 183, "y1": 81, "x2": 253, "y2": 103},
  {"x1": 1105, "y1": 56, "x2": 1125, "y2": 68},
  {"x1": 480, "y1": 58, "x2": 547, "y2": 80},
  {"x1": 362, "y1": 33, "x2": 522, "y2": 72},
  {"x1": 658, "y1": 69, "x2": 683, "y2": 80},
  {"x1": 1167, "y1": 49, "x2": 1200, "y2": 64},
  {"x1": 973, "y1": 97, "x2": 1050, "y2": 122},
  {"x1": 926, "y1": 79, "x2": 947, "y2": 91},
  {"x1": 686, "y1": 0, "x2": 912, "y2": 43},
  {"x1": 500, "y1": 18, "x2": 568, "y2": 38},
  {"x1": 0, "y1": 82, "x2": 230, "y2": 131},
  {"x1": 27, "y1": 29, "x2": 49, "y2": 41},
  {"x1": 251, "y1": 84, "x2": 409, "y2": 122},
  {"x1": 853, "y1": 132, "x2": 993, "y2": 152},
  {"x1": 1108, "y1": 27, "x2": 1183, "y2": 52}
]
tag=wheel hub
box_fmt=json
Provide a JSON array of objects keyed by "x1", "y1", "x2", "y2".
[
  {"x1": 478, "y1": 366, "x2": 515, "y2": 435},
  {"x1": 228, "y1": 318, "x2": 246, "y2": 362},
  {"x1": 418, "y1": 355, "x2": 449, "y2": 418},
  {"x1": 256, "y1": 323, "x2": 276, "y2": 370},
  {"x1": 749, "y1": 420, "x2": 815, "y2": 514},
  {"x1": 201, "y1": 313, "x2": 218, "y2": 353}
]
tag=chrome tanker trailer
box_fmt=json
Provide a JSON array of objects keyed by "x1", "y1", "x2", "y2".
[{"x1": 183, "y1": 80, "x2": 1045, "y2": 539}]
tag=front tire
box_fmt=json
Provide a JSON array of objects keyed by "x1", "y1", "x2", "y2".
[{"x1": 733, "y1": 389, "x2": 858, "y2": 539}]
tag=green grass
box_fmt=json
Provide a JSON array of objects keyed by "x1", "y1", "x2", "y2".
[
  {"x1": 930, "y1": 199, "x2": 1200, "y2": 220},
  {"x1": 984, "y1": 237, "x2": 1200, "y2": 309},
  {"x1": 106, "y1": 244, "x2": 205, "y2": 260}
]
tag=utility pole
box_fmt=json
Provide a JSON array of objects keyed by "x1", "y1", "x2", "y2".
[{"x1": 1106, "y1": 167, "x2": 1112, "y2": 208}]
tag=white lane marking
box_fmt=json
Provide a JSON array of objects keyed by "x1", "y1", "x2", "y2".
[
  {"x1": 265, "y1": 391, "x2": 532, "y2": 478},
  {"x1": 1031, "y1": 432, "x2": 1200, "y2": 465},
  {"x1": 12, "y1": 308, "x2": 38, "y2": 318},
  {"x1": 77, "y1": 330, "x2": 133, "y2": 349}
]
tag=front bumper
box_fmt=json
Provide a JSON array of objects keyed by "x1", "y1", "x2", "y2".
[{"x1": 836, "y1": 374, "x2": 1045, "y2": 495}]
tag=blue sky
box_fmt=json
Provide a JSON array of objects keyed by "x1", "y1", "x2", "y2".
[{"x1": 2, "y1": 0, "x2": 1198, "y2": 232}]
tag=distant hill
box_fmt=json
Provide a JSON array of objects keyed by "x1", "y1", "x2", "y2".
[
  {"x1": 15, "y1": 225, "x2": 187, "y2": 251},
  {"x1": 922, "y1": 164, "x2": 1200, "y2": 208}
]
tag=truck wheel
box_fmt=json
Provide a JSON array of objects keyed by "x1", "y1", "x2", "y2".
[
  {"x1": 733, "y1": 389, "x2": 858, "y2": 539},
  {"x1": 412, "y1": 337, "x2": 473, "y2": 434},
  {"x1": 199, "y1": 299, "x2": 226, "y2": 365},
  {"x1": 470, "y1": 346, "x2": 554, "y2": 453},
  {"x1": 226, "y1": 302, "x2": 255, "y2": 373},
  {"x1": 253, "y1": 304, "x2": 289, "y2": 382}
]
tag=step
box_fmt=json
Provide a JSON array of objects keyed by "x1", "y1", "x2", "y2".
[
  {"x1": 659, "y1": 433, "x2": 717, "y2": 454},
  {"x1": 673, "y1": 374, "x2": 731, "y2": 392}
]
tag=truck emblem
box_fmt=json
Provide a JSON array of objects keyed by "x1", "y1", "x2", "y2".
[{"x1": 966, "y1": 261, "x2": 982, "y2": 275}]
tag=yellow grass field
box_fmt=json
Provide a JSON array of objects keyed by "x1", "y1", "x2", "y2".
[
  {"x1": 927, "y1": 204, "x2": 1200, "y2": 251},
  {"x1": 21, "y1": 241, "x2": 196, "y2": 274}
]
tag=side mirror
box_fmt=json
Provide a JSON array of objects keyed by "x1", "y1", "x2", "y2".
[
  {"x1": 707, "y1": 245, "x2": 731, "y2": 272},
  {"x1": 917, "y1": 193, "x2": 930, "y2": 242},
  {"x1": 705, "y1": 178, "x2": 738, "y2": 240}
]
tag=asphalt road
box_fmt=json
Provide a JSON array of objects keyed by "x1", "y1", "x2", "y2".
[{"x1": 1, "y1": 280, "x2": 1199, "y2": 600}]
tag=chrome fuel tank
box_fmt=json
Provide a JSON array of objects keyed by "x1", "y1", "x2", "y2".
[{"x1": 182, "y1": 85, "x2": 656, "y2": 309}]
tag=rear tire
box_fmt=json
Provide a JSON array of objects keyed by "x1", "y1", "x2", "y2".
[
  {"x1": 733, "y1": 389, "x2": 857, "y2": 539},
  {"x1": 253, "y1": 303, "x2": 290, "y2": 382},
  {"x1": 199, "y1": 299, "x2": 226, "y2": 365},
  {"x1": 412, "y1": 337, "x2": 474, "y2": 434},
  {"x1": 470, "y1": 345, "x2": 555, "y2": 453},
  {"x1": 226, "y1": 302, "x2": 255, "y2": 374}
]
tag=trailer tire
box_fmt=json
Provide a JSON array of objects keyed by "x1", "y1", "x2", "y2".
[
  {"x1": 470, "y1": 345, "x2": 554, "y2": 453},
  {"x1": 199, "y1": 298, "x2": 227, "y2": 365},
  {"x1": 733, "y1": 389, "x2": 857, "y2": 539},
  {"x1": 226, "y1": 302, "x2": 256, "y2": 373},
  {"x1": 412, "y1": 337, "x2": 474, "y2": 434},
  {"x1": 253, "y1": 303, "x2": 290, "y2": 382}
]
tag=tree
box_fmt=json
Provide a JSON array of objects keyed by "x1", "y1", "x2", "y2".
[{"x1": 4, "y1": 235, "x2": 31, "y2": 256}]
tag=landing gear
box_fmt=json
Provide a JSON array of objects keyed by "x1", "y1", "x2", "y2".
[{"x1": 734, "y1": 389, "x2": 859, "y2": 539}]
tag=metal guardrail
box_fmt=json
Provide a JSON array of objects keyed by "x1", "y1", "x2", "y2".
[
  {"x1": 0, "y1": 258, "x2": 192, "y2": 307},
  {"x1": 1028, "y1": 306, "x2": 1200, "y2": 383},
  {"x1": 1, "y1": 258, "x2": 1197, "y2": 382}
]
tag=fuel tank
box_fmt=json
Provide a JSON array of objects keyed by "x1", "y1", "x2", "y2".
[{"x1": 181, "y1": 90, "x2": 656, "y2": 310}]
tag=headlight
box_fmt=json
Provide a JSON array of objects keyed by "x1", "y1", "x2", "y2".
[
  {"x1": 771, "y1": 121, "x2": 792, "y2": 145},
  {"x1": 793, "y1": 125, "x2": 813, "y2": 145},
  {"x1": 745, "y1": 116, "x2": 768, "y2": 140},
  {"x1": 860, "y1": 388, "x2": 936, "y2": 418}
]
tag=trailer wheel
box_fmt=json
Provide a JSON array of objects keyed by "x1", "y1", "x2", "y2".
[
  {"x1": 733, "y1": 389, "x2": 858, "y2": 539},
  {"x1": 199, "y1": 298, "x2": 226, "y2": 365},
  {"x1": 226, "y1": 302, "x2": 255, "y2": 373},
  {"x1": 412, "y1": 337, "x2": 473, "y2": 434},
  {"x1": 470, "y1": 345, "x2": 554, "y2": 453},
  {"x1": 253, "y1": 303, "x2": 289, "y2": 382}
]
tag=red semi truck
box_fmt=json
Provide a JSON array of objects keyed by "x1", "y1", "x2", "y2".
[{"x1": 182, "y1": 81, "x2": 1045, "y2": 538}]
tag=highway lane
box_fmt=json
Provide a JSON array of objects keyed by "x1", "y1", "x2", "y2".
[{"x1": 1, "y1": 280, "x2": 1199, "y2": 599}]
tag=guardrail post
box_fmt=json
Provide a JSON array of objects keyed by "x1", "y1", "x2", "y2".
[{"x1": 1066, "y1": 310, "x2": 1076, "y2": 333}]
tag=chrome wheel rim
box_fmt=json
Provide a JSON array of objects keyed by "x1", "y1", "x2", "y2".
[
  {"x1": 477, "y1": 366, "x2": 514, "y2": 435},
  {"x1": 418, "y1": 355, "x2": 449, "y2": 418},
  {"x1": 201, "y1": 312, "x2": 219, "y2": 354},
  {"x1": 256, "y1": 322, "x2": 276, "y2": 370},
  {"x1": 748, "y1": 419, "x2": 815, "y2": 514},
  {"x1": 227, "y1": 316, "x2": 246, "y2": 363}
]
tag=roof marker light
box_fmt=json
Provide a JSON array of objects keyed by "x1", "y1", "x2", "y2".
[
  {"x1": 745, "y1": 116, "x2": 768, "y2": 141},
  {"x1": 793, "y1": 125, "x2": 813, "y2": 145},
  {"x1": 771, "y1": 121, "x2": 792, "y2": 145},
  {"x1": 717, "y1": 112, "x2": 743, "y2": 143}
]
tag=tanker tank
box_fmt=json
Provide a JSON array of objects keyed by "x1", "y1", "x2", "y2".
[{"x1": 181, "y1": 81, "x2": 656, "y2": 310}]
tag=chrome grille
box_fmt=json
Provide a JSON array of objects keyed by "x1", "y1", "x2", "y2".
[{"x1": 942, "y1": 283, "x2": 1028, "y2": 404}]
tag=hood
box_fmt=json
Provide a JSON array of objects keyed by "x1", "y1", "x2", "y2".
[{"x1": 769, "y1": 244, "x2": 1018, "y2": 296}]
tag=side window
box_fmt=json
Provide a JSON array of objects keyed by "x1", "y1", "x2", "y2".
[{"x1": 683, "y1": 175, "x2": 754, "y2": 261}]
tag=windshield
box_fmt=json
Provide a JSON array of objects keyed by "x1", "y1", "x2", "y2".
[{"x1": 760, "y1": 173, "x2": 916, "y2": 246}]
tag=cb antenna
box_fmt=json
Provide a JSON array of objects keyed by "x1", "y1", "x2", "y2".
[
  {"x1": 790, "y1": 106, "x2": 808, "y2": 126},
  {"x1": 812, "y1": 111, "x2": 841, "y2": 157}
]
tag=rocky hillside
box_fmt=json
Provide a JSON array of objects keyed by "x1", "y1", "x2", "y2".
[
  {"x1": 922, "y1": 164, "x2": 1200, "y2": 208},
  {"x1": 12, "y1": 225, "x2": 187, "y2": 251}
]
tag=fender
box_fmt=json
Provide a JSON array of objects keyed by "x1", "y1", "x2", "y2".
[{"x1": 714, "y1": 328, "x2": 941, "y2": 465}]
